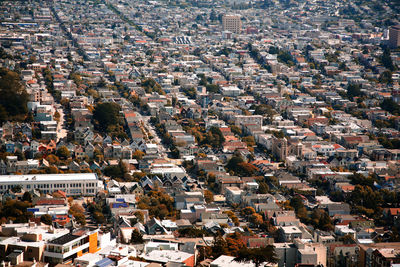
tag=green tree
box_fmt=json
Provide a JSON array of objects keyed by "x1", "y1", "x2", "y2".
[
  {"x1": 226, "y1": 155, "x2": 259, "y2": 176},
  {"x1": 0, "y1": 68, "x2": 29, "y2": 123},
  {"x1": 130, "y1": 229, "x2": 144, "y2": 244},
  {"x1": 379, "y1": 70, "x2": 393, "y2": 84},
  {"x1": 258, "y1": 182, "x2": 269, "y2": 194},
  {"x1": 178, "y1": 227, "x2": 209, "y2": 237},
  {"x1": 206, "y1": 84, "x2": 220, "y2": 93},
  {"x1": 22, "y1": 191, "x2": 32, "y2": 202},
  {"x1": 93, "y1": 211, "x2": 105, "y2": 224},
  {"x1": 347, "y1": 84, "x2": 362, "y2": 100},
  {"x1": 381, "y1": 98, "x2": 400, "y2": 115},
  {"x1": 92, "y1": 102, "x2": 121, "y2": 133},
  {"x1": 103, "y1": 161, "x2": 127, "y2": 179},
  {"x1": 211, "y1": 236, "x2": 229, "y2": 258},
  {"x1": 74, "y1": 213, "x2": 86, "y2": 226},
  {"x1": 0, "y1": 199, "x2": 33, "y2": 223},
  {"x1": 201, "y1": 127, "x2": 225, "y2": 148},
  {"x1": 230, "y1": 125, "x2": 242, "y2": 136},
  {"x1": 242, "y1": 136, "x2": 256, "y2": 147},
  {"x1": 249, "y1": 213, "x2": 263, "y2": 226},
  {"x1": 69, "y1": 203, "x2": 86, "y2": 225},
  {"x1": 381, "y1": 47, "x2": 395, "y2": 71},
  {"x1": 204, "y1": 190, "x2": 214, "y2": 203},
  {"x1": 134, "y1": 211, "x2": 144, "y2": 223},
  {"x1": 234, "y1": 246, "x2": 278, "y2": 267},
  {"x1": 40, "y1": 214, "x2": 53, "y2": 225},
  {"x1": 310, "y1": 209, "x2": 334, "y2": 231},
  {"x1": 56, "y1": 146, "x2": 70, "y2": 159}
]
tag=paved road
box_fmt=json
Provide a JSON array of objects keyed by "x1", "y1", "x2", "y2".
[{"x1": 56, "y1": 106, "x2": 68, "y2": 141}]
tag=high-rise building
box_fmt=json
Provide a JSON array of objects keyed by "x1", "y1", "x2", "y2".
[
  {"x1": 389, "y1": 25, "x2": 400, "y2": 48},
  {"x1": 222, "y1": 14, "x2": 242, "y2": 34}
]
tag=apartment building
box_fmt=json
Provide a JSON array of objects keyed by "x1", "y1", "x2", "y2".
[
  {"x1": 222, "y1": 15, "x2": 242, "y2": 34},
  {"x1": 389, "y1": 25, "x2": 400, "y2": 48}
]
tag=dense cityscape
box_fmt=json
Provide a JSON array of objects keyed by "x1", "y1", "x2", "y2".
[{"x1": 0, "y1": 0, "x2": 399, "y2": 266}]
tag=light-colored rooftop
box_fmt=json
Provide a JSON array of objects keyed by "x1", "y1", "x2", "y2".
[
  {"x1": 141, "y1": 250, "x2": 193, "y2": 263},
  {"x1": 0, "y1": 173, "x2": 98, "y2": 183},
  {"x1": 211, "y1": 255, "x2": 258, "y2": 267}
]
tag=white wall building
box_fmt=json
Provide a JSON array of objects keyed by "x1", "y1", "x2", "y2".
[{"x1": 0, "y1": 173, "x2": 103, "y2": 196}]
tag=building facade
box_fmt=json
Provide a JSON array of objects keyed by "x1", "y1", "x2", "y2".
[
  {"x1": 222, "y1": 15, "x2": 242, "y2": 34},
  {"x1": 0, "y1": 173, "x2": 103, "y2": 196},
  {"x1": 389, "y1": 25, "x2": 400, "y2": 48},
  {"x1": 43, "y1": 229, "x2": 101, "y2": 265}
]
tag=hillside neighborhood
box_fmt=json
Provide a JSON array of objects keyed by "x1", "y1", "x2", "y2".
[{"x1": 0, "y1": 0, "x2": 400, "y2": 266}]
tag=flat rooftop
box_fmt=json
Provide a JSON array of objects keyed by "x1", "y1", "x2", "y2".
[
  {"x1": 48, "y1": 232, "x2": 84, "y2": 245},
  {"x1": 0, "y1": 173, "x2": 98, "y2": 183}
]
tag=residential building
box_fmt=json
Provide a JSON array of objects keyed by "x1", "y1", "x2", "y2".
[{"x1": 222, "y1": 15, "x2": 242, "y2": 34}]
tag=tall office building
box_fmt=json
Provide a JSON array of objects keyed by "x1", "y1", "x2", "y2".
[
  {"x1": 222, "y1": 14, "x2": 242, "y2": 34},
  {"x1": 389, "y1": 25, "x2": 400, "y2": 48}
]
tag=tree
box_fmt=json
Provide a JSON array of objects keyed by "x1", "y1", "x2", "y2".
[
  {"x1": 132, "y1": 150, "x2": 145, "y2": 160},
  {"x1": 211, "y1": 236, "x2": 229, "y2": 258},
  {"x1": 249, "y1": 213, "x2": 263, "y2": 226},
  {"x1": 225, "y1": 233, "x2": 246, "y2": 255},
  {"x1": 230, "y1": 125, "x2": 242, "y2": 136},
  {"x1": 242, "y1": 136, "x2": 256, "y2": 147},
  {"x1": 69, "y1": 203, "x2": 86, "y2": 225},
  {"x1": 349, "y1": 173, "x2": 375, "y2": 187},
  {"x1": 381, "y1": 47, "x2": 395, "y2": 71},
  {"x1": 379, "y1": 70, "x2": 393, "y2": 84},
  {"x1": 137, "y1": 189, "x2": 177, "y2": 219},
  {"x1": 93, "y1": 211, "x2": 105, "y2": 224},
  {"x1": 22, "y1": 191, "x2": 32, "y2": 202},
  {"x1": 197, "y1": 126, "x2": 225, "y2": 149},
  {"x1": 0, "y1": 199, "x2": 33, "y2": 223},
  {"x1": 258, "y1": 182, "x2": 269, "y2": 194},
  {"x1": 0, "y1": 68, "x2": 29, "y2": 123},
  {"x1": 70, "y1": 203, "x2": 84, "y2": 214},
  {"x1": 130, "y1": 229, "x2": 144, "y2": 244},
  {"x1": 56, "y1": 146, "x2": 70, "y2": 159},
  {"x1": 74, "y1": 213, "x2": 86, "y2": 226},
  {"x1": 178, "y1": 227, "x2": 209, "y2": 237},
  {"x1": 236, "y1": 162, "x2": 259, "y2": 176},
  {"x1": 206, "y1": 84, "x2": 220, "y2": 93},
  {"x1": 204, "y1": 190, "x2": 214, "y2": 203},
  {"x1": 253, "y1": 104, "x2": 275, "y2": 117},
  {"x1": 103, "y1": 160, "x2": 127, "y2": 179},
  {"x1": 92, "y1": 102, "x2": 121, "y2": 133},
  {"x1": 223, "y1": 211, "x2": 240, "y2": 226},
  {"x1": 310, "y1": 209, "x2": 334, "y2": 231},
  {"x1": 226, "y1": 155, "x2": 244, "y2": 172},
  {"x1": 381, "y1": 98, "x2": 400, "y2": 115},
  {"x1": 346, "y1": 84, "x2": 362, "y2": 100},
  {"x1": 234, "y1": 246, "x2": 278, "y2": 267},
  {"x1": 46, "y1": 154, "x2": 60, "y2": 165},
  {"x1": 40, "y1": 214, "x2": 53, "y2": 225},
  {"x1": 241, "y1": 206, "x2": 256, "y2": 216},
  {"x1": 134, "y1": 211, "x2": 144, "y2": 223}
]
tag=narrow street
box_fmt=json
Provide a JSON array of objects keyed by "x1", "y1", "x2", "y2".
[{"x1": 56, "y1": 105, "x2": 68, "y2": 141}]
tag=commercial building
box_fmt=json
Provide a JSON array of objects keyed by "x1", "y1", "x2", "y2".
[
  {"x1": 43, "y1": 229, "x2": 102, "y2": 265},
  {"x1": 222, "y1": 15, "x2": 242, "y2": 34},
  {"x1": 389, "y1": 25, "x2": 400, "y2": 48},
  {"x1": 0, "y1": 222, "x2": 70, "y2": 262},
  {"x1": 0, "y1": 173, "x2": 103, "y2": 196}
]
